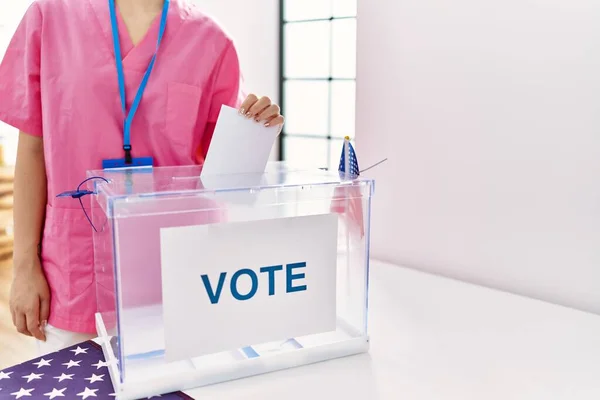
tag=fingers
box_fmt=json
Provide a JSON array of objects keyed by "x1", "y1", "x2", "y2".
[
  {"x1": 238, "y1": 94, "x2": 284, "y2": 132},
  {"x1": 39, "y1": 297, "x2": 50, "y2": 341},
  {"x1": 40, "y1": 297, "x2": 50, "y2": 326},
  {"x1": 239, "y1": 95, "x2": 273, "y2": 120},
  {"x1": 265, "y1": 115, "x2": 285, "y2": 130},
  {"x1": 15, "y1": 312, "x2": 32, "y2": 337},
  {"x1": 26, "y1": 301, "x2": 45, "y2": 341},
  {"x1": 257, "y1": 104, "x2": 279, "y2": 124},
  {"x1": 238, "y1": 94, "x2": 258, "y2": 116},
  {"x1": 246, "y1": 96, "x2": 272, "y2": 120},
  {"x1": 259, "y1": 104, "x2": 284, "y2": 131}
]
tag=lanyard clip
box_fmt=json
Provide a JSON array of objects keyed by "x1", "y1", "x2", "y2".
[{"x1": 123, "y1": 145, "x2": 133, "y2": 164}]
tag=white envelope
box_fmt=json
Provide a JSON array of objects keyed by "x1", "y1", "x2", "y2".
[{"x1": 201, "y1": 105, "x2": 280, "y2": 177}]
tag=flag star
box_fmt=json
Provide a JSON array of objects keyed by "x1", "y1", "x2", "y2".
[
  {"x1": 109, "y1": 394, "x2": 116, "y2": 397},
  {"x1": 33, "y1": 358, "x2": 52, "y2": 368},
  {"x1": 62, "y1": 360, "x2": 81, "y2": 369},
  {"x1": 70, "y1": 346, "x2": 88, "y2": 356},
  {"x1": 91, "y1": 360, "x2": 109, "y2": 370},
  {"x1": 76, "y1": 387, "x2": 98, "y2": 399},
  {"x1": 21, "y1": 372, "x2": 43, "y2": 383},
  {"x1": 84, "y1": 374, "x2": 104, "y2": 384},
  {"x1": 53, "y1": 373, "x2": 74, "y2": 383},
  {"x1": 44, "y1": 388, "x2": 67, "y2": 399},
  {"x1": 0, "y1": 371, "x2": 13, "y2": 380},
  {"x1": 10, "y1": 387, "x2": 34, "y2": 399}
]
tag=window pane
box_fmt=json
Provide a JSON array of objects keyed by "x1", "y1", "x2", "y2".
[
  {"x1": 284, "y1": 0, "x2": 332, "y2": 21},
  {"x1": 328, "y1": 138, "x2": 345, "y2": 171},
  {"x1": 284, "y1": 21, "x2": 331, "y2": 78},
  {"x1": 284, "y1": 80, "x2": 329, "y2": 136},
  {"x1": 331, "y1": 19, "x2": 357, "y2": 79},
  {"x1": 332, "y1": 0, "x2": 357, "y2": 17},
  {"x1": 330, "y1": 81, "x2": 356, "y2": 138},
  {"x1": 283, "y1": 136, "x2": 329, "y2": 168}
]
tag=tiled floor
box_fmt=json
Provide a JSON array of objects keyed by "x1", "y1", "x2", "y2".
[{"x1": 0, "y1": 261, "x2": 36, "y2": 369}]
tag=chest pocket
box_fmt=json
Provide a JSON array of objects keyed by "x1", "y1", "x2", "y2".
[{"x1": 165, "y1": 82, "x2": 202, "y2": 151}]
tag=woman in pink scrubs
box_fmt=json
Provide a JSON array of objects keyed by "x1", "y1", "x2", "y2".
[{"x1": 0, "y1": 0, "x2": 284, "y2": 354}]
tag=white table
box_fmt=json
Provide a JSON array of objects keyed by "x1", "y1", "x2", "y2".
[{"x1": 186, "y1": 260, "x2": 600, "y2": 400}]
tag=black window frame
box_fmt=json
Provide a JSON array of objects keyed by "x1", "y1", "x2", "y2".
[{"x1": 278, "y1": 1, "x2": 357, "y2": 168}]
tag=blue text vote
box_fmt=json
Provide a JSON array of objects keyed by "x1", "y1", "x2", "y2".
[{"x1": 200, "y1": 262, "x2": 308, "y2": 304}]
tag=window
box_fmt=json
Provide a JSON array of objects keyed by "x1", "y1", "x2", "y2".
[{"x1": 279, "y1": 0, "x2": 357, "y2": 170}]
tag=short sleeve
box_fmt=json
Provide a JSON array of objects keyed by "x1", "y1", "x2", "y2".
[
  {"x1": 0, "y1": 3, "x2": 43, "y2": 136},
  {"x1": 207, "y1": 40, "x2": 245, "y2": 123},
  {"x1": 196, "y1": 40, "x2": 245, "y2": 162}
]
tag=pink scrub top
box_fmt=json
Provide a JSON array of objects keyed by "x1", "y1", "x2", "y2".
[{"x1": 0, "y1": 0, "x2": 244, "y2": 333}]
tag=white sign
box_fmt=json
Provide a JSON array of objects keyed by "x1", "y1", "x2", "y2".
[{"x1": 160, "y1": 214, "x2": 338, "y2": 362}]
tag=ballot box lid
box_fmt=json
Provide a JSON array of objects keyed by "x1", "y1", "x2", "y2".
[
  {"x1": 87, "y1": 162, "x2": 374, "y2": 198},
  {"x1": 86, "y1": 162, "x2": 374, "y2": 217}
]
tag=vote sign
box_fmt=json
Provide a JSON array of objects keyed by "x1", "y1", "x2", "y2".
[{"x1": 160, "y1": 214, "x2": 338, "y2": 361}]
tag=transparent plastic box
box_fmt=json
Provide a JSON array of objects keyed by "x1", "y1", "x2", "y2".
[{"x1": 89, "y1": 162, "x2": 374, "y2": 399}]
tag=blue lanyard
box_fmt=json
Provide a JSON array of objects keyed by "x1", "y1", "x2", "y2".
[{"x1": 108, "y1": 0, "x2": 170, "y2": 164}]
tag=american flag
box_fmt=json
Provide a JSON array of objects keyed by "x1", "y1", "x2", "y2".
[
  {"x1": 338, "y1": 137, "x2": 360, "y2": 177},
  {"x1": 0, "y1": 341, "x2": 192, "y2": 399},
  {"x1": 330, "y1": 137, "x2": 365, "y2": 238}
]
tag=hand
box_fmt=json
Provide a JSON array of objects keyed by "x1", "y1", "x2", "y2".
[
  {"x1": 239, "y1": 94, "x2": 285, "y2": 130},
  {"x1": 9, "y1": 255, "x2": 50, "y2": 341}
]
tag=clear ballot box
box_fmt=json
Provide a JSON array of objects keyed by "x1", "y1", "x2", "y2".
[{"x1": 90, "y1": 162, "x2": 374, "y2": 400}]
